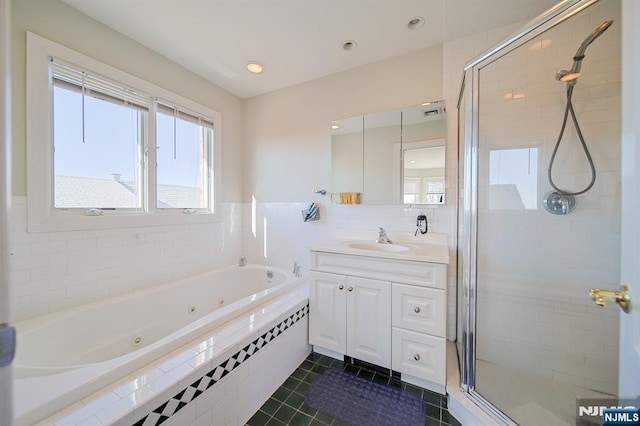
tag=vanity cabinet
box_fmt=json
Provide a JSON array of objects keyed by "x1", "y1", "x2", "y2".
[
  {"x1": 309, "y1": 247, "x2": 447, "y2": 393},
  {"x1": 309, "y1": 271, "x2": 391, "y2": 368},
  {"x1": 391, "y1": 283, "x2": 446, "y2": 390}
]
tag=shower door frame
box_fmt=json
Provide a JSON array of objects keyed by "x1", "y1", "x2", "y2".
[{"x1": 458, "y1": 0, "x2": 607, "y2": 422}]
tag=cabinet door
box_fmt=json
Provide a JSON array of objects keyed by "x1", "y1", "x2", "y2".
[
  {"x1": 309, "y1": 272, "x2": 347, "y2": 354},
  {"x1": 346, "y1": 276, "x2": 391, "y2": 368}
]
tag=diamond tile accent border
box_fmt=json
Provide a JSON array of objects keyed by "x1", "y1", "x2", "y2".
[{"x1": 132, "y1": 304, "x2": 309, "y2": 426}]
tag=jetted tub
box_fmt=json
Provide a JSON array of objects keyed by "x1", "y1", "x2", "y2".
[{"x1": 13, "y1": 264, "x2": 305, "y2": 425}]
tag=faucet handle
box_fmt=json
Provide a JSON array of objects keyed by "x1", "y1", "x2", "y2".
[
  {"x1": 378, "y1": 227, "x2": 386, "y2": 236},
  {"x1": 292, "y1": 261, "x2": 302, "y2": 277}
]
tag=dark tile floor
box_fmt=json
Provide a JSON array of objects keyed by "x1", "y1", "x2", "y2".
[{"x1": 245, "y1": 352, "x2": 462, "y2": 426}]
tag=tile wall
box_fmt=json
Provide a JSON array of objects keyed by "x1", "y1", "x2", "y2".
[
  {"x1": 8, "y1": 196, "x2": 243, "y2": 322},
  {"x1": 442, "y1": 12, "x2": 527, "y2": 350},
  {"x1": 473, "y1": 1, "x2": 621, "y2": 395}
]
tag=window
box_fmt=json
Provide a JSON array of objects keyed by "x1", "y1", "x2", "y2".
[
  {"x1": 52, "y1": 60, "x2": 146, "y2": 209},
  {"x1": 155, "y1": 103, "x2": 214, "y2": 210},
  {"x1": 27, "y1": 33, "x2": 221, "y2": 231}
]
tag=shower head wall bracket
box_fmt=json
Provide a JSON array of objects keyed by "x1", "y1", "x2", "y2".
[{"x1": 543, "y1": 191, "x2": 577, "y2": 215}]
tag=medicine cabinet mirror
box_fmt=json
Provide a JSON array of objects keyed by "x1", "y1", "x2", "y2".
[{"x1": 330, "y1": 101, "x2": 446, "y2": 205}]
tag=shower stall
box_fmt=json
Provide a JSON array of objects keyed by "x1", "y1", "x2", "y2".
[{"x1": 457, "y1": 0, "x2": 622, "y2": 424}]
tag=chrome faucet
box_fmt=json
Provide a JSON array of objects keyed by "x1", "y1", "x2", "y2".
[
  {"x1": 374, "y1": 227, "x2": 393, "y2": 244},
  {"x1": 239, "y1": 256, "x2": 247, "y2": 267},
  {"x1": 292, "y1": 261, "x2": 302, "y2": 278}
]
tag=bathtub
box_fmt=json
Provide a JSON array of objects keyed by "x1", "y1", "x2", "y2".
[{"x1": 13, "y1": 264, "x2": 306, "y2": 425}]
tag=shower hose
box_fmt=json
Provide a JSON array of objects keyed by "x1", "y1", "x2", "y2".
[{"x1": 547, "y1": 83, "x2": 597, "y2": 196}]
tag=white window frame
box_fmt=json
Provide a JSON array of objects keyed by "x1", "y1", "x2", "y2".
[{"x1": 26, "y1": 32, "x2": 222, "y2": 232}]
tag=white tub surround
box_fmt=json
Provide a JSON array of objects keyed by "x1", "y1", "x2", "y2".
[
  {"x1": 14, "y1": 265, "x2": 308, "y2": 425},
  {"x1": 308, "y1": 232, "x2": 449, "y2": 394}
]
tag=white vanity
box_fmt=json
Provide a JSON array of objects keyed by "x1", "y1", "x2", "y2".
[{"x1": 308, "y1": 232, "x2": 449, "y2": 394}]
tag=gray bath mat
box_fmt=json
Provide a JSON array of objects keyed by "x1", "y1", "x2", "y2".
[{"x1": 305, "y1": 367, "x2": 427, "y2": 426}]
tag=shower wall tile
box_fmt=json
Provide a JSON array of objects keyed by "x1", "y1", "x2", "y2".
[
  {"x1": 467, "y1": 1, "x2": 621, "y2": 395},
  {"x1": 8, "y1": 196, "x2": 243, "y2": 322}
]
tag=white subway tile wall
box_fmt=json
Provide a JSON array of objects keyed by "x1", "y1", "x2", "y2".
[
  {"x1": 474, "y1": 1, "x2": 620, "y2": 395},
  {"x1": 443, "y1": 19, "x2": 525, "y2": 349},
  {"x1": 9, "y1": 197, "x2": 243, "y2": 322}
]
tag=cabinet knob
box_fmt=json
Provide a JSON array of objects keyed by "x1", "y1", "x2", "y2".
[
  {"x1": 339, "y1": 285, "x2": 344, "y2": 290},
  {"x1": 414, "y1": 307, "x2": 421, "y2": 313},
  {"x1": 414, "y1": 354, "x2": 421, "y2": 361},
  {"x1": 348, "y1": 286, "x2": 353, "y2": 292}
]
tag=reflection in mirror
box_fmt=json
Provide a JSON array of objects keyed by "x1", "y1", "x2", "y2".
[
  {"x1": 401, "y1": 102, "x2": 447, "y2": 205},
  {"x1": 331, "y1": 116, "x2": 363, "y2": 202},
  {"x1": 488, "y1": 147, "x2": 539, "y2": 209},
  {"x1": 404, "y1": 145, "x2": 445, "y2": 204},
  {"x1": 363, "y1": 109, "x2": 401, "y2": 204}
]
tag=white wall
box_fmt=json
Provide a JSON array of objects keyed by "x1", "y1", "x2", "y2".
[
  {"x1": 9, "y1": 0, "x2": 246, "y2": 321},
  {"x1": 243, "y1": 45, "x2": 443, "y2": 203},
  {"x1": 620, "y1": 0, "x2": 640, "y2": 400}
]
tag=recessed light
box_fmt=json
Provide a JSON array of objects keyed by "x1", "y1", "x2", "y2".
[
  {"x1": 331, "y1": 124, "x2": 340, "y2": 130},
  {"x1": 421, "y1": 102, "x2": 432, "y2": 106},
  {"x1": 247, "y1": 63, "x2": 263, "y2": 74},
  {"x1": 407, "y1": 16, "x2": 425, "y2": 31},
  {"x1": 341, "y1": 40, "x2": 358, "y2": 51}
]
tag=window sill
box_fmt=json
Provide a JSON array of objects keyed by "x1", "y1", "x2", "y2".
[{"x1": 27, "y1": 209, "x2": 220, "y2": 233}]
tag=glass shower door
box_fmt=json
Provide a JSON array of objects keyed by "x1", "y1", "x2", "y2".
[{"x1": 461, "y1": 0, "x2": 622, "y2": 424}]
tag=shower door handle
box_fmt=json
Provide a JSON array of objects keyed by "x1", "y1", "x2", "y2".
[{"x1": 589, "y1": 285, "x2": 631, "y2": 313}]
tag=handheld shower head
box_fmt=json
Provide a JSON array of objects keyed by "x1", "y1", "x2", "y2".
[
  {"x1": 575, "y1": 20, "x2": 613, "y2": 60},
  {"x1": 568, "y1": 20, "x2": 614, "y2": 77}
]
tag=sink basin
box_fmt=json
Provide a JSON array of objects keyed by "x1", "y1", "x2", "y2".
[
  {"x1": 310, "y1": 233, "x2": 450, "y2": 264},
  {"x1": 342, "y1": 241, "x2": 413, "y2": 253}
]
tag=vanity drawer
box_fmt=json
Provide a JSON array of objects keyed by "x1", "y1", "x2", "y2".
[
  {"x1": 392, "y1": 283, "x2": 445, "y2": 337},
  {"x1": 391, "y1": 283, "x2": 447, "y2": 337},
  {"x1": 311, "y1": 251, "x2": 446, "y2": 289},
  {"x1": 392, "y1": 328, "x2": 445, "y2": 386}
]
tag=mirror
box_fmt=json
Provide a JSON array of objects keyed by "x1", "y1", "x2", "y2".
[
  {"x1": 401, "y1": 102, "x2": 447, "y2": 204},
  {"x1": 330, "y1": 101, "x2": 446, "y2": 205},
  {"x1": 330, "y1": 115, "x2": 363, "y2": 200},
  {"x1": 363, "y1": 109, "x2": 402, "y2": 204}
]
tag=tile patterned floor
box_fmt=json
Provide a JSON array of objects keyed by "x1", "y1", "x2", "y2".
[{"x1": 246, "y1": 353, "x2": 462, "y2": 426}]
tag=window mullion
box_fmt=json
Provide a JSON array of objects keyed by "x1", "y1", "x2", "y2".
[
  {"x1": 146, "y1": 102, "x2": 158, "y2": 213},
  {"x1": 207, "y1": 129, "x2": 214, "y2": 213}
]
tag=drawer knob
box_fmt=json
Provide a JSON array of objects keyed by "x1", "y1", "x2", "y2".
[
  {"x1": 348, "y1": 286, "x2": 354, "y2": 292},
  {"x1": 414, "y1": 354, "x2": 421, "y2": 361},
  {"x1": 414, "y1": 307, "x2": 421, "y2": 313},
  {"x1": 339, "y1": 285, "x2": 344, "y2": 290}
]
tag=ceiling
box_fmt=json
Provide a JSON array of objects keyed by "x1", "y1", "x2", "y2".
[{"x1": 61, "y1": 0, "x2": 560, "y2": 99}]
